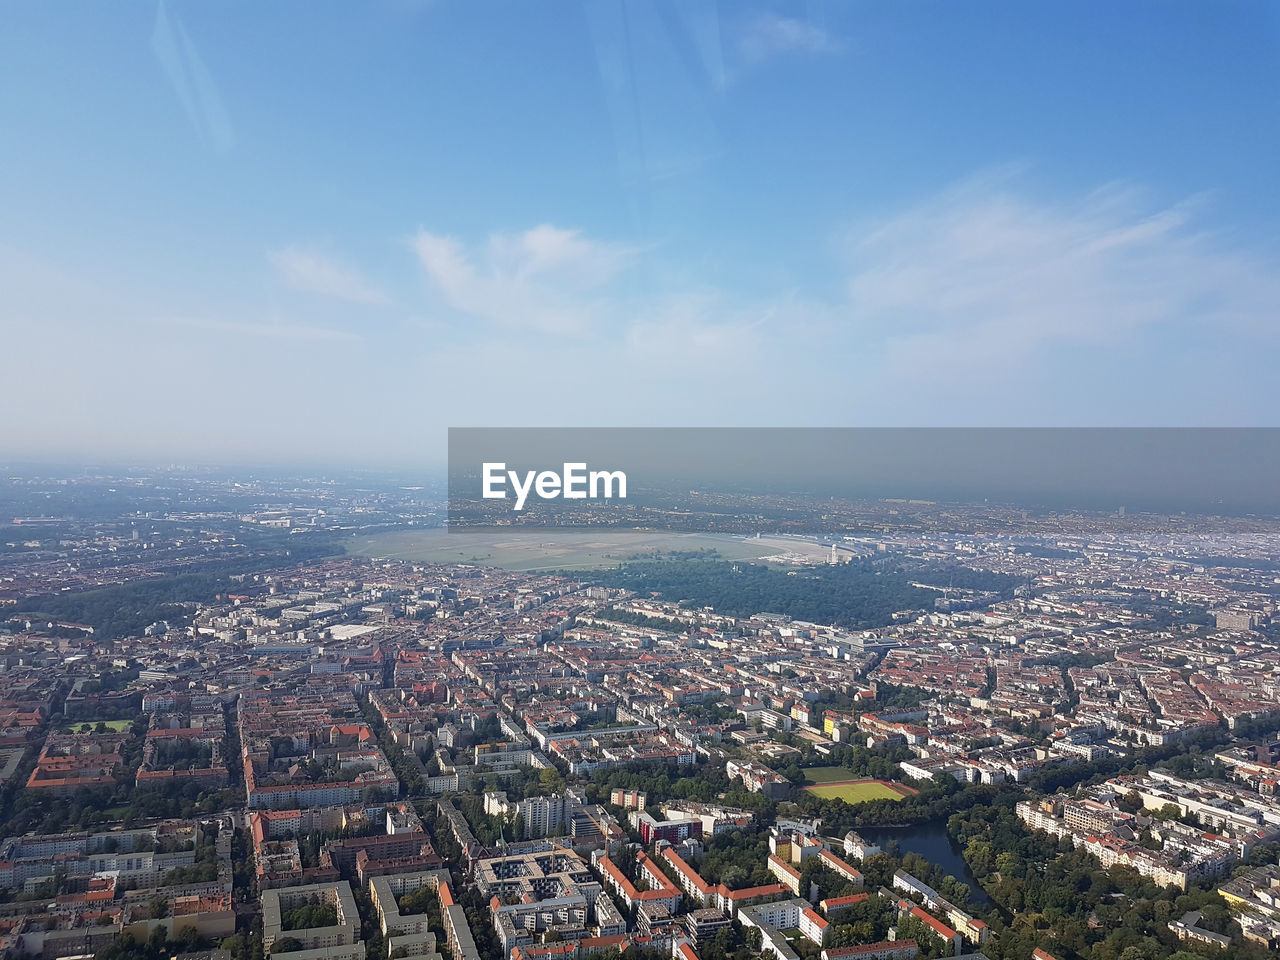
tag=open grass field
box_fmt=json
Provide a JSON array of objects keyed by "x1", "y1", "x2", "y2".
[
  {"x1": 802, "y1": 778, "x2": 916, "y2": 804},
  {"x1": 64, "y1": 718, "x2": 132, "y2": 732},
  {"x1": 347, "y1": 529, "x2": 819, "y2": 571}
]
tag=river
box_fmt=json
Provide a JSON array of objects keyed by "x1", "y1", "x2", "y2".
[{"x1": 852, "y1": 820, "x2": 991, "y2": 906}]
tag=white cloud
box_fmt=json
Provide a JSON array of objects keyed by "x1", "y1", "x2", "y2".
[
  {"x1": 269, "y1": 246, "x2": 390, "y2": 305},
  {"x1": 842, "y1": 172, "x2": 1280, "y2": 377},
  {"x1": 411, "y1": 225, "x2": 631, "y2": 335},
  {"x1": 409, "y1": 174, "x2": 1280, "y2": 425},
  {"x1": 739, "y1": 13, "x2": 838, "y2": 65}
]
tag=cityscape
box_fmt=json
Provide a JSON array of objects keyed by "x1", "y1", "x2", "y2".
[
  {"x1": 0, "y1": 469, "x2": 1278, "y2": 960},
  {"x1": 4, "y1": 3, "x2": 1280, "y2": 960}
]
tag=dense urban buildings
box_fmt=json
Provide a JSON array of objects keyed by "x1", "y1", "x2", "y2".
[{"x1": 1, "y1": 471, "x2": 1279, "y2": 960}]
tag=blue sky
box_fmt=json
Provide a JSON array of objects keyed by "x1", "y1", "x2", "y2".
[{"x1": 2, "y1": 2, "x2": 1278, "y2": 467}]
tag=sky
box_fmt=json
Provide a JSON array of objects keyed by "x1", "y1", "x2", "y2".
[{"x1": 2, "y1": 1, "x2": 1279, "y2": 470}]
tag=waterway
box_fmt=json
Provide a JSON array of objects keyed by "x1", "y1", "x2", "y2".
[{"x1": 852, "y1": 820, "x2": 991, "y2": 906}]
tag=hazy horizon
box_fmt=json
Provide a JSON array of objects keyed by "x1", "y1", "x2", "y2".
[{"x1": 5, "y1": 428, "x2": 1280, "y2": 518}]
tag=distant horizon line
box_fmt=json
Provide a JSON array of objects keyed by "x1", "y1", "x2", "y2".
[{"x1": 7, "y1": 425, "x2": 1280, "y2": 474}]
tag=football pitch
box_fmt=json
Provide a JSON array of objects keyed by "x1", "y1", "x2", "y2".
[{"x1": 802, "y1": 777, "x2": 914, "y2": 803}]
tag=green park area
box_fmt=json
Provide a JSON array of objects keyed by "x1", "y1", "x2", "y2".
[{"x1": 66, "y1": 719, "x2": 133, "y2": 733}]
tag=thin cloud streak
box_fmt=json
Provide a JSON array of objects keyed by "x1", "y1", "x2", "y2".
[
  {"x1": 269, "y1": 247, "x2": 390, "y2": 305},
  {"x1": 151, "y1": 1, "x2": 235, "y2": 154}
]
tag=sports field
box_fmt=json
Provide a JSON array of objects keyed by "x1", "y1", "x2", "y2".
[
  {"x1": 802, "y1": 775, "x2": 916, "y2": 804},
  {"x1": 347, "y1": 529, "x2": 830, "y2": 571}
]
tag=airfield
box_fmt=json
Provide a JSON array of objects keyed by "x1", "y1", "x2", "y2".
[{"x1": 347, "y1": 529, "x2": 838, "y2": 571}]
